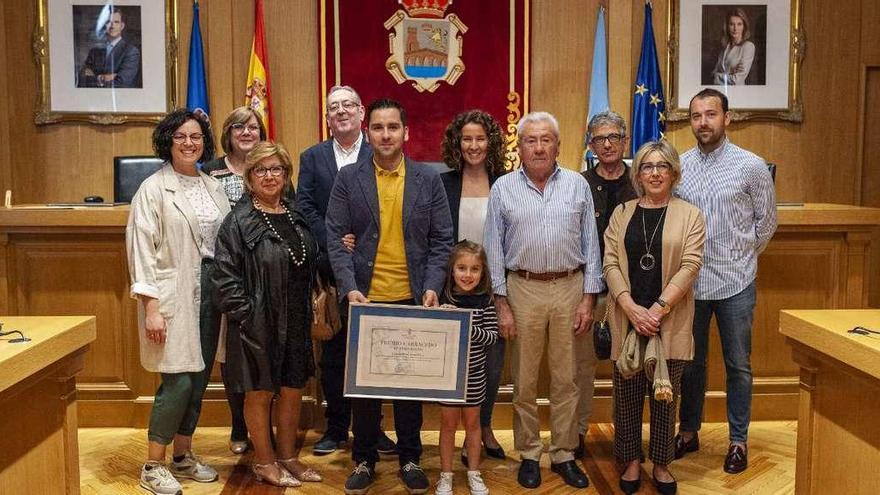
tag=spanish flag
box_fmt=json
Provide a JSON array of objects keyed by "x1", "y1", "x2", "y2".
[{"x1": 245, "y1": 0, "x2": 274, "y2": 138}]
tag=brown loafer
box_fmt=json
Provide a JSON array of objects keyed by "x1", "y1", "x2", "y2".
[{"x1": 723, "y1": 444, "x2": 748, "y2": 474}]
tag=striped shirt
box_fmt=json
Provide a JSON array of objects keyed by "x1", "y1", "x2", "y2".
[
  {"x1": 439, "y1": 294, "x2": 498, "y2": 406},
  {"x1": 484, "y1": 165, "x2": 604, "y2": 296},
  {"x1": 676, "y1": 138, "x2": 777, "y2": 300}
]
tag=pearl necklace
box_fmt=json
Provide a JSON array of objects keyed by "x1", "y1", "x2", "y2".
[{"x1": 253, "y1": 198, "x2": 307, "y2": 266}]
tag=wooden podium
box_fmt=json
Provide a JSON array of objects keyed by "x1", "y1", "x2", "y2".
[
  {"x1": 780, "y1": 310, "x2": 880, "y2": 495},
  {"x1": 0, "y1": 315, "x2": 95, "y2": 495}
]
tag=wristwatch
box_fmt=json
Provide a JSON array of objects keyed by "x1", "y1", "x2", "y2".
[{"x1": 656, "y1": 298, "x2": 671, "y2": 315}]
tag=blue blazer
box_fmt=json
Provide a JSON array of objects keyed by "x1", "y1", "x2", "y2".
[
  {"x1": 296, "y1": 136, "x2": 372, "y2": 252},
  {"x1": 325, "y1": 156, "x2": 453, "y2": 301}
]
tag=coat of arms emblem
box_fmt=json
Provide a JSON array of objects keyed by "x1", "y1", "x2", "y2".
[{"x1": 384, "y1": 0, "x2": 467, "y2": 93}]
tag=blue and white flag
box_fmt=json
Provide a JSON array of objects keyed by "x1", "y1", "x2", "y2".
[
  {"x1": 186, "y1": 0, "x2": 210, "y2": 119},
  {"x1": 631, "y1": 1, "x2": 666, "y2": 156},
  {"x1": 583, "y1": 6, "x2": 609, "y2": 169}
]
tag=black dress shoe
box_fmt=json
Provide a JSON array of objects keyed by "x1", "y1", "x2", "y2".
[
  {"x1": 723, "y1": 444, "x2": 748, "y2": 474},
  {"x1": 484, "y1": 444, "x2": 506, "y2": 459},
  {"x1": 619, "y1": 476, "x2": 641, "y2": 494},
  {"x1": 377, "y1": 431, "x2": 398, "y2": 455},
  {"x1": 573, "y1": 433, "x2": 585, "y2": 459},
  {"x1": 550, "y1": 460, "x2": 589, "y2": 489},
  {"x1": 517, "y1": 459, "x2": 541, "y2": 488},
  {"x1": 673, "y1": 432, "x2": 699, "y2": 460}
]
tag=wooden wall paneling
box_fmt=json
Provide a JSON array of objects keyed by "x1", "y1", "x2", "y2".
[
  {"x1": 0, "y1": 1, "x2": 11, "y2": 195},
  {"x1": 0, "y1": 0, "x2": 870, "y2": 208},
  {"x1": 529, "y1": 0, "x2": 595, "y2": 171},
  {"x1": 10, "y1": 234, "x2": 134, "y2": 399},
  {"x1": 861, "y1": 68, "x2": 880, "y2": 307},
  {"x1": 265, "y1": 0, "x2": 318, "y2": 186}
]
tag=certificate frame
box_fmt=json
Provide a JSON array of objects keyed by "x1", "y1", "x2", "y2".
[
  {"x1": 344, "y1": 303, "x2": 472, "y2": 402},
  {"x1": 666, "y1": 0, "x2": 804, "y2": 122},
  {"x1": 33, "y1": 0, "x2": 178, "y2": 125}
]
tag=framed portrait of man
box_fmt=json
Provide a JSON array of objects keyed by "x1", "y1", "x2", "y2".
[
  {"x1": 34, "y1": 0, "x2": 178, "y2": 125},
  {"x1": 666, "y1": 0, "x2": 804, "y2": 122}
]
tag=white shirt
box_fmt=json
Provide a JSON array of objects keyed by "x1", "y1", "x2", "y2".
[
  {"x1": 458, "y1": 197, "x2": 489, "y2": 243},
  {"x1": 332, "y1": 133, "x2": 364, "y2": 169},
  {"x1": 176, "y1": 173, "x2": 223, "y2": 258}
]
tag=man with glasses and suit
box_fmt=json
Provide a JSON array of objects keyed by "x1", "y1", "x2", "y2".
[{"x1": 296, "y1": 86, "x2": 398, "y2": 458}]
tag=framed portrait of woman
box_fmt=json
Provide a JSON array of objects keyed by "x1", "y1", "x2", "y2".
[
  {"x1": 666, "y1": 0, "x2": 804, "y2": 122},
  {"x1": 33, "y1": 0, "x2": 178, "y2": 125}
]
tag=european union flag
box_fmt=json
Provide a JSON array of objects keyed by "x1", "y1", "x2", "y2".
[
  {"x1": 186, "y1": 1, "x2": 209, "y2": 119},
  {"x1": 631, "y1": 1, "x2": 666, "y2": 156}
]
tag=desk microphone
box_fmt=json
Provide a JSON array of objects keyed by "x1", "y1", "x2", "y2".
[{"x1": 0, "y1": 322, "x2": 30, "y2": 343}]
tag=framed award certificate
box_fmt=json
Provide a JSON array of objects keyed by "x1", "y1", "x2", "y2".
[{"x1": 343, "y1": 303, "x2": 472, "y2": 402}]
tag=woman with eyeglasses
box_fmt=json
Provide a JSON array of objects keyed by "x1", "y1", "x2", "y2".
[
  {"x1": 202, "y1": 106, "x2": 271, "y2": 456},
  {"x1": 202, "y1": 106, "x2": 268, "y2": 207},
  {"x1": 214, "y1": 141, "x2": 322, "y2": 487},
  {"x1": 603, "y1": 140, "x2": 705, "y2": 495},
  {"x1": 126, "y1": 108, "x2": 231, "y2": 495}
]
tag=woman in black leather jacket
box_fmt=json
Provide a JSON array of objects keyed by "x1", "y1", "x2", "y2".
[{"x1": 213, "y1": 141, "x2": 322, "y2": 487}]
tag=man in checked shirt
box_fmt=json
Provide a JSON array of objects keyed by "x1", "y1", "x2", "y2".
[{"x1": 672, "y1": 88, "x2": 777, "y2": 475}]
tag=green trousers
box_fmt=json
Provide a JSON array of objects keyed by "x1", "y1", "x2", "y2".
[{"x1": 147, "y1": 259, "x2": 220, "y2": 445}]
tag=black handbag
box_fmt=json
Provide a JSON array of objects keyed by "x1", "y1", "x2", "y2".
[{"x1": 592, "y1": 300, "x2": 612, "y2": 360}]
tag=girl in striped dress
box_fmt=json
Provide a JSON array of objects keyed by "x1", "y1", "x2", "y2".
[{"x1": 436, "y1": 241, "x2": 499, "y2": 495}]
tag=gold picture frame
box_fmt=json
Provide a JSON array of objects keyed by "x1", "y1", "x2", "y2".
[
  {"x1": 33, "y1": 0, "x2": 178, "y2": 125},
  {"x1": 665, "y1": 0, "x2": 804, "y2": 122}
]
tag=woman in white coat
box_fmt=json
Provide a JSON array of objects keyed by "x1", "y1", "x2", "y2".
[
  {"x1": 711, "y1": 8, "x2": 755, "y2": 86},
  {"x1": 126, "y1": 108, "x2": 231, "y2": 495}
]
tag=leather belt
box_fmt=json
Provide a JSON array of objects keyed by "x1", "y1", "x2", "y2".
[{"x1": 514, "y1": 265, "x2": 583, "y2": 282}]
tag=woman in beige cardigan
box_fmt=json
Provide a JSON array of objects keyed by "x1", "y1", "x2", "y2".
[{"x1": 603, "y1": 140, "x2": 705, "y2": 495}]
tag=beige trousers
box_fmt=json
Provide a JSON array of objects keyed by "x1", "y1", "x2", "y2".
[
  {"x1": 508, "y1": 272, "x2": 583, "y2": 463},
  {"x1": 575, "y1": 294, "x2": 603, "y2": 435}
]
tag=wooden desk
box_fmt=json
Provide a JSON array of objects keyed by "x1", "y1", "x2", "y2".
[
  {"x1": 0, "y1": 315, "x2": 95, "y2": 495},
  {"x1": 779, "y1": 310, "x2": 880, "y2": 495},
  {"x1": 0, "y1": 204, "x2": 878, "y2": 427}
]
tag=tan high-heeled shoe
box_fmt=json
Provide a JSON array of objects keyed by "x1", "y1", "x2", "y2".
[
  {"x1": 278, "y1": 457, "x2": 323, "y2": 482},
  {"x1": 251, "y1": 462, "x2": 301, "y2": 487}
]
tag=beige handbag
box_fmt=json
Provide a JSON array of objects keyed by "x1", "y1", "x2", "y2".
[{"x1": 311, "y1": 276, "x2": 342, "y2": 341}]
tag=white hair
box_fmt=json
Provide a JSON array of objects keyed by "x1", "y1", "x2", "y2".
[{"x1": 516, "y1": 111, "x2": 560, "y2": 141}]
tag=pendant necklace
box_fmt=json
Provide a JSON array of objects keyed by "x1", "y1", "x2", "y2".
[
  {"x1": 253, "y1": 198, "x2": 307, "y2": 266},
  {"x1": 639, "y1": 202, "x2": 668, "y2": 271}
]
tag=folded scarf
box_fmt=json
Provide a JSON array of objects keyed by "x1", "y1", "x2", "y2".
[{"x1": 616, "y1": 329, "x2": 673, "y2": 402}]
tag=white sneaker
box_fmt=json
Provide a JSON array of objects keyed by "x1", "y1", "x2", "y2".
[
  {"x1": 169, "y1": 451, "x2": 218, "y2": 482},
  {"x1": 467, "y1": 470, "x2": 489, "y2": 495},
  {"x1": 140, "y1": 462, "x2": 182, "y2": 495},
  {"x1": 434, "y1": 471, "x2": 454, "y2": 495}
]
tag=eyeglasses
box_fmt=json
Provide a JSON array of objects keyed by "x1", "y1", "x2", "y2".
[
  {"x1": 327, "y1": 100, "x2": 360, "y2": 113},
  {"x1": 589, "y1": 134, "x2": 624, "y2": 146},
  {"x1": 230, "y1": 123, "x2": 261, "y2": 134},
  {"x1": 252, "y1": 166, "x2": 284, "y2": 178},
  {"x1": 639, "y1": 162, "x2": 672, "y2": 175},
  {"x1": 172, "y1": 133, "x2": 204, "y2": 144}
]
